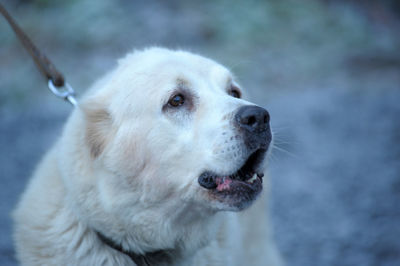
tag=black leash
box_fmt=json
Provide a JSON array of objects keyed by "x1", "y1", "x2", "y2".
[{"x1": 0, "y1": 2, "x2": 77, "y2": 105}]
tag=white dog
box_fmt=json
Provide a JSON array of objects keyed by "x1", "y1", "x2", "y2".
[{"x1": 13, "y1": 48, "x2": 282, "y2": 266}]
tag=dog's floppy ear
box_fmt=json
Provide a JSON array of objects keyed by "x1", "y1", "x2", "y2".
[{"x1": 82, "y1": 96, "x2": 113, "y2": 158}]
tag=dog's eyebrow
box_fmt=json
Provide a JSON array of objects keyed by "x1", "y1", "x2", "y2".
[
  {"x1": 176, "y1": 81, "x2": 198, "y2": 111},
  {"x1": 225, "y1": 77, "x2": 233, "y2": 89},
  {"x1": 175, "y1": 77, "x2": 197, "y2": 99},
  {"x1": 176, "y1": 78, "x2": 190, "y2": 88},
  {"x1": 161, "y1": 78, "x2": 198, "y2": 113}
]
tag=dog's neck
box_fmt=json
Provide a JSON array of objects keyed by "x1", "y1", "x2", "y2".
[
  {"x1": 96, "y1": 231, "x2": 178, "y2": 266},
  {"x1": 92, "y1": 206, "x2": 221, "y2": 265}
]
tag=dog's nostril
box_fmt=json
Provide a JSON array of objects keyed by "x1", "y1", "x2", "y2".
[
  {"x1": 245, "y1": 116, "x2": 257, "y2": 126},
  {"x1": 236, "y1": 105, "x2": 270, "y2": 131},
  {"x1": 263, "y1": 112, "x2": 270, "y2": 124}
]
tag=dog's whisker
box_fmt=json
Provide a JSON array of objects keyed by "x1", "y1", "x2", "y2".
[{"x1": 271, "y1": 143, "x2": 298, "y2": 158}]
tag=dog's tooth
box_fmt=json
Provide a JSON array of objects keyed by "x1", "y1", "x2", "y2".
[{"x1": 247, "y1": 173, "x2": 257, "y2": 184}]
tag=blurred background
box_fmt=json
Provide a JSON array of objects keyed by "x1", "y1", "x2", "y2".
[{"x1": 1, "y1": 0, "x2": 399, "y2": 265}]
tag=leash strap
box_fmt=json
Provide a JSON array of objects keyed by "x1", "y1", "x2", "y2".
[{"x1": 0, "y1": 2, "x2": 77, "y2": 106}]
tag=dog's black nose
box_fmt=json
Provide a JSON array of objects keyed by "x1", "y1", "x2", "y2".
[
  {"x1": 235, "y1": 105, "x2": 271, "y2": 150},
  {"x1": 235, "y1": 105, "x2": 270, "y2": 132}
]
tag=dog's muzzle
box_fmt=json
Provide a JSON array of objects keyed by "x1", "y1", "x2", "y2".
[{"x1": 198, "y1": 105, "x2": 272, "y2": 210}]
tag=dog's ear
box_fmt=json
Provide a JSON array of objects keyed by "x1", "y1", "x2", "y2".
[{"x1": 82, "y1": 97, "x2": 113, "y2": 158}]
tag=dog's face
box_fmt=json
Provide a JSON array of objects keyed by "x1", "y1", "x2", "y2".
[{"x1": 82, "y1": 48, "x2": 271, "y2": 215}]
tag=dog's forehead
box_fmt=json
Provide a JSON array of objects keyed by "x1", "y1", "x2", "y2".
[
  {"x1": 123, "y1": 48, "x2": 233, "y2": 90},
  {"x1": 155, "y1": 53, "x2": 232, "y2": 88}
]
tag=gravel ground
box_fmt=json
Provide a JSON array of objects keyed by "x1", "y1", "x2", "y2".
[{"x1": 268, "y1": 88, "x2": 400, "y2": 266}]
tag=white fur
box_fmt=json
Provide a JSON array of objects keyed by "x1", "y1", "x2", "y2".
[{"x1": 13, "y1": 48, "x2": 283, "y2": 265}]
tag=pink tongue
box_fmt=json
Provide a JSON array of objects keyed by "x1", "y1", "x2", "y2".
[{"x1": 216, "y1": 177, "x2": 232, "y2": 191}]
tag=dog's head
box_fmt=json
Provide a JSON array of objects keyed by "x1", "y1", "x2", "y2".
[{"x1": 79, "y1": 48, "x2": 271, "y2": 216}]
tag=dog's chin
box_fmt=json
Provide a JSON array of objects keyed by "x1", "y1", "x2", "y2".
[{"x1": 198, "y1": 149, "x2": 266, "y2": 211}]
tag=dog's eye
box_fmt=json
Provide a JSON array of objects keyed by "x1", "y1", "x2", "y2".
[
  {"x1": 229, "y1": 88, "x2": 241, "y2": 99},
  {"x1": 168, "y1": 94, "x2": 185, "y2": 107}
]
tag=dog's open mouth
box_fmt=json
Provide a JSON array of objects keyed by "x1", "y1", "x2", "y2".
[{"x1": 198, "y1": 148, "x2": 266, "y2": 209}]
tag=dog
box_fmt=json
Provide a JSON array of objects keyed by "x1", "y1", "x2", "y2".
[{"x1": 13, "y1": 48, "x2": 282, "y2": 265}]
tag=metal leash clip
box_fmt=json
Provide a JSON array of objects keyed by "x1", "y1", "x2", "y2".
[
  {"x1": 48, "y1": 80, "x2": 77, "y2": 106},
  {"x1": 1, "y1": 2, "x2": 78, "y2": 107}
]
